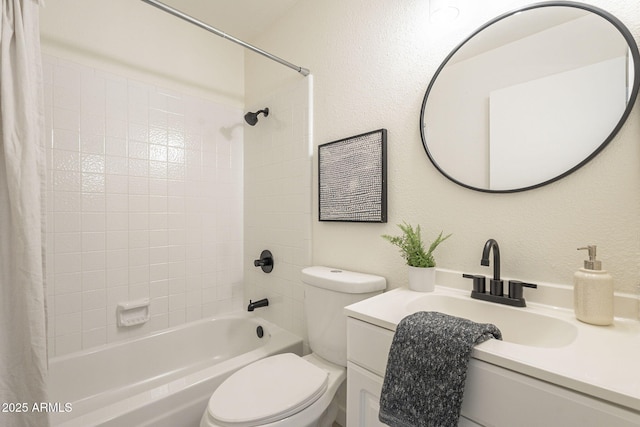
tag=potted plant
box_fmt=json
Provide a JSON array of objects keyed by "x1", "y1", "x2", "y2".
[{"x1": 382, "y1": 222, "x2": 451, "y2": 292}]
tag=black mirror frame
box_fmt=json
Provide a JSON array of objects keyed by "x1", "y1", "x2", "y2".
[{"x1": 420, "y1": 1, "x2": 640, "y2": 193}]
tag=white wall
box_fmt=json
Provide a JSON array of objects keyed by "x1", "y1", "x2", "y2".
[
  {"x1": 40, "y1": 0, "x2": 244, "y2": 106},
  {"x1": 247, "y1": 0, "x2": 640, "y2": 298}
]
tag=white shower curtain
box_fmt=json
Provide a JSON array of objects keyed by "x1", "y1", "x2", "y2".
[{"x1": 0, "y1": 1, "x2": 49, "y2": 427}]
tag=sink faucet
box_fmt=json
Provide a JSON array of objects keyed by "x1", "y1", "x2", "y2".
[
  {"x1": 481, "y1": 239, "x2": 502, "y2": 295},
  {"x1": 463, "y1": 238, "x2": 537, "y2": 307}
]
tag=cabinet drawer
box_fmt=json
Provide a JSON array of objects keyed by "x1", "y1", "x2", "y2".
[{"x1": 347, "y1": 318, "x2": 394, "y2": 377}]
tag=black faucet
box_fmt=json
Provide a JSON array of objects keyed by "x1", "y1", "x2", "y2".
[
  {"x1": 481, "y1": 238, "x2": 502, "y2": 296},
  {"x1": 247, "y1": 298, "x2": 269, "y2": 312},
  {"x1": 463, "y1": 239, "x2": 537, "y2": 307}
]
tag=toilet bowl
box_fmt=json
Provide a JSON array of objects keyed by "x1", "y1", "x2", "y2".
[
  {"x1": 200, "y1": 266, "x2": 386, "y2": 427},
  {"x1": 200, "y1": 353, "x2": 345, "y2": 427}
]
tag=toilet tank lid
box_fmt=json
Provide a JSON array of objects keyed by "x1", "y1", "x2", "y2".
[{"x1": 302, "y1": 266, "x2": 386, "y2": 293}]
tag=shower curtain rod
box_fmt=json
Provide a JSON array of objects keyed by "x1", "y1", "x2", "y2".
[{"x1": 139, "y1": 0, "x2": 310, "y2": 76}]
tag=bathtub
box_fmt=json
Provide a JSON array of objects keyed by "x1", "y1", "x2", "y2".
[{"x1": 48, "y1": 313, "x2": 303, "y2": 427}]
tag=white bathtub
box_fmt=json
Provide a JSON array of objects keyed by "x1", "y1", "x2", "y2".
[{"x1": 48, "y1": 313, "x2": 303, "y2": 427}]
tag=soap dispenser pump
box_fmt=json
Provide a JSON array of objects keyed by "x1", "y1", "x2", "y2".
[{"x1": 573, "y1": 245, "x2": 613, "y2": 325}]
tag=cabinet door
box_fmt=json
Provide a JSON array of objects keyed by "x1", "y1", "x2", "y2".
[{"x1": 346, "y1": 362, "x2": 387, "y2": 427}]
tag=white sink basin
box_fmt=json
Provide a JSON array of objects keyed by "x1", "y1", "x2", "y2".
[{"x1": 406, "y1": 293, "x2": 578, "y2": 348}]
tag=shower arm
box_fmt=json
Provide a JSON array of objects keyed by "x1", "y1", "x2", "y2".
[{"x1": 139, "y1": 0, "x2": 310, "y2": 76}]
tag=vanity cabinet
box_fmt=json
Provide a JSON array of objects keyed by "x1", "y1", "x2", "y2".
[{"x1": 346, "y1": 317, "x2": 640, "y2": 427}]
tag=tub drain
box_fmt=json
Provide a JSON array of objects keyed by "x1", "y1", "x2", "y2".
[{"x1": 256, "y1": 325, "x2": 264, "y2": 338}]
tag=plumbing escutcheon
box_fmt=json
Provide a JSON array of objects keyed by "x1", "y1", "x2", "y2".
[{"x1": 254, "y1": 250, "x2": 274, "y2": 273}]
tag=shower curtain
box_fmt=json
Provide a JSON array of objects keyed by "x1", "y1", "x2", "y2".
[{"x1": 0, "y1": 1, "x2": 50, "y2": 427}]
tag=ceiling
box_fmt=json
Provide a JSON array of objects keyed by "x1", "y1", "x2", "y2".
[{"x1": 157, "y1": 0, "x2": 301, "y2": 41}]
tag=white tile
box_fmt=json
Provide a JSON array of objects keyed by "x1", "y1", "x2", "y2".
[
  {"x1": 129, "y1": 230, "x2": 150, "y2": 248},
  {"x1": 129, "y1": 283, "x2": 149, "y2": 300},
  {"x1": 54, "y1": 252, "x2": 82, "y2": 274},
  {"x1": 53, "y1": 85, "x2": 81, "y2": 111},
  {"x1": 53, "y1": 171, "x2": 81, "y2": 192},
  {"x1": 82, "y1": 251, "x2": 105, "y2": 271},
  {"x1": 53, "y1": 107, "x2": 80, "y2": 131},
  {"x1": 82, "y1": 270, "x2": 106, "y2": 292},
  {"x1": 54, "y1": 232, "x2": 81, "y2": 253},
  {"x1": 81, "y1": 172, "x2": 105, "y2": 193},
  {"x1": 81, "y1": 154, "x2": 105, "y2": 173},
  {"x1": 150, "y1": 280, "x2": 168, "y2": 298},
  {"x1": 105, "y1": 137, "x2": 127, "y2": 157},
  {"x1": 55, "y1": 292, "x2": 82, "y2": 315},
  {"x1": 54, "y1": 272, "x2": 82, "y2": 295},
  {"x1": 105, "y1": 174, "x2": 128, "y2": 194},
  {"x1": 105, "y1": 193, "x2": 128, "y2": 212},
  {"x1": 128, "y1": 158, "x2": 149, "y2": 177},
  {"x1": 82, "y1": 193, "x2": 105, "y2": 212},
  {"x1": 53, "y1": 191, "x2": 81, "y2": 212},
  {"x1": 82, "y1": 291, "x2": 106, "y2": 312},
  {"x1": 129, "y1": 248, "x2": 149, "y2": 266},
  {"x1": 150, "y1": 263, "x2": 168, "y2": 282},
  {"x1": 149, "y1": 127, "x2": 168, "y2": 145},
  {"x1": 82, "y1": 213, "x2": 106, "y2": 232},
  {"x1": 129, "y1": 265, "x2": 149, "y2": 284},
  {"x1": 106, "y1": 249, "x2": 128, "y2": 270},
  {"x1": 169, "y1": 310, "x2": 186, "y2": 327},
  {"x1": 106, "y1": 268, "x2": 128, "y2": 288},
  {"x1": 106, "y1": 118, "x2": 127, "y2": 139},
  {"x1": 169, "y1": 293, "x2": 185, "y2": 311},
  {"x1": 55, "y1": 333, "x2": 82, "y2": 356},
  {"x1": 128, "y1": 195, "x2": 149, "y2": 212},
  {"x1": 82, "y1": 327, "x2": 107, "y2": 349},
  {"x1": 106, "y1": 212, "x2": 128, "y2": 231},
  {"x1": 80, "y1": 134, "x2": 105, "y2": 155}
]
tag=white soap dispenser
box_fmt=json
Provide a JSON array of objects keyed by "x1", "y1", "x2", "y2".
[{"x1": 573, "y1": 245, "x2": 614, "y2": 326}]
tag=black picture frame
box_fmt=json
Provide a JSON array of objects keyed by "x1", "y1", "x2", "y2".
[{"x1": 318, "y1": 129, "x2": 387, "y2": 222}]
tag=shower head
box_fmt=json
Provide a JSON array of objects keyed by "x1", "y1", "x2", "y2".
[{"x1": 244, "y1": 108, "x2": 269, "y2": 126}]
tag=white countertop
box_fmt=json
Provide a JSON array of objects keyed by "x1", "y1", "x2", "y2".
[{"x1": 344, "y1": 285, "x2": 640, "y2": 412}]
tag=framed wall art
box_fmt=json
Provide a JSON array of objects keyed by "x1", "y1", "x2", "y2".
[{"x1": 318, "y1": 129, "x2": 387, "y2": 222}]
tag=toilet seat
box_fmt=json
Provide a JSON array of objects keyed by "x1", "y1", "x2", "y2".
[{"x1": 207, "y1": 353, "x2": 329, "y2": 427}]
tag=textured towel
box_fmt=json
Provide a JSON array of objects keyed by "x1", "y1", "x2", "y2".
[{"x1": 378, "y1": 311, "x2": 502, "y2": 427}]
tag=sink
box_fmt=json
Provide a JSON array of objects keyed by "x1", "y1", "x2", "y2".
[{"x1": 406, "y1": 293, "x2": 578, "y2": 348}]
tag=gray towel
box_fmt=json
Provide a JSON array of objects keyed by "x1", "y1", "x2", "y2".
[{"x1": 378, "y1": 311, "x2": 502, "y2": 427}]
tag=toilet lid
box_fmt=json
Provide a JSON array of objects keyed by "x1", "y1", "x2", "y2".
[{"x1": 208, "y1": 353, "x2": 328, "y2": 427}]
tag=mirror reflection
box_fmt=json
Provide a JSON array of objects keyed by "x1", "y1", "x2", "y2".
[{"x1": 421, "y1": 3, "x2": 639, "y2": 192}]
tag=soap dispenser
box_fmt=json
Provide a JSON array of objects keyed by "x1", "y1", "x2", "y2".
[{"x1": 573, "y1": 245, "x2": 613, "y2": 326}]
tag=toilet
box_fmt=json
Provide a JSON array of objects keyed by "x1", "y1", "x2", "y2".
[{"x1": 200, "y1": 266, "x2": 386, "y2": 427}]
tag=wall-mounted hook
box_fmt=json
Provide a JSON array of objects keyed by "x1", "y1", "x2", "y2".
[{"x1": 254, "y1": 250, "x2": 274, "y2": 273}]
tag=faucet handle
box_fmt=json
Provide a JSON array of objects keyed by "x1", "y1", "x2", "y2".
[
  {"x1": 463, "y1": 273, "x2": 486, "y2": 293},
  {"x1": 508, "y1": 280, "x2": 537, "y2": 301}
]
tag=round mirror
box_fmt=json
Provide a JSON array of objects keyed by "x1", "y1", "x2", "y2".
[{"x1": 420, "y1": 2, "x2": 640, "y2": 193}]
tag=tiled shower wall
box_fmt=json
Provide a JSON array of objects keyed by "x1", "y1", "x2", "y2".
[
  {"x1": 43, "y1": 55, "x2": 244, "y2": 357},
  {"x1": 244, "y1": 77, "x2": 312, "y2": 341}
]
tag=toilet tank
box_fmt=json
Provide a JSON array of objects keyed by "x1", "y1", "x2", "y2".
[{"x1": 302, "y1": 266, "x2": 386, "y2": 367}]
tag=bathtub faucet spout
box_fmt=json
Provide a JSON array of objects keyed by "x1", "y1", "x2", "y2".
[{"x1": 247, "y1": 298, "x2": 269, "y2": 312}]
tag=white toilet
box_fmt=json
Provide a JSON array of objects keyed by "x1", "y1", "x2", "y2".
[{"x1": 200, "y1": 266, "x2": 386, "y2": 427}]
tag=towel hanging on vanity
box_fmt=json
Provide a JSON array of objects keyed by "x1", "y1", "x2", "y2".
[{"x1": 378, "y1": 311, "x2": 502, "y2": 427}]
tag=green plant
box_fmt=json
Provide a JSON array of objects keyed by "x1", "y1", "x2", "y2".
[{"x1": 382, "y1": 222, "x2": 451, "y2": 268}]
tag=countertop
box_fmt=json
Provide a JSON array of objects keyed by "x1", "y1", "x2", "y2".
[{"x1": 344, "y1": 285, "x2": 640, "y2": 412}]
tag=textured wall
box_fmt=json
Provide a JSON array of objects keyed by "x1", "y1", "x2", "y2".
[{"x1": 246, "y1": 0, "x2": 640, "y2": 296}]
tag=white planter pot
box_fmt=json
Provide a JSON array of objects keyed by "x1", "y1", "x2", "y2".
[{"x1": 408, "y1": 266, "x2": 436, "y2": 292}]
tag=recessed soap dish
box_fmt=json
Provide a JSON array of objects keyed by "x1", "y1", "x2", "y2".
[{"x1": 117, "y1": 298, "x2": 150, "y2": 327}]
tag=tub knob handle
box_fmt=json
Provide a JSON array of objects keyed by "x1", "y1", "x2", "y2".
[{"x1": 254, "y1": 250, "x2": 274, "y2": 273}]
